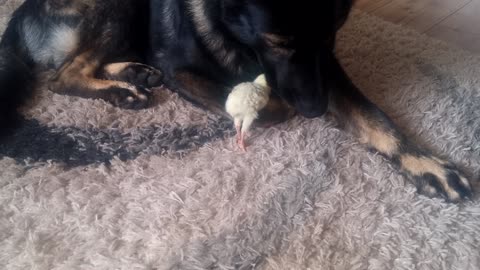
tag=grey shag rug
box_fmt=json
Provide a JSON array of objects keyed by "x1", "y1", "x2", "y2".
[{"x1": 1, "y1": 1, "x2": 480, "y2": 269}]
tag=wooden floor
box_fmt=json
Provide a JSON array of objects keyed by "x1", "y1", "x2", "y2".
[{"x1": 354, "y1": 0, "x2": 480, "y2": 54}]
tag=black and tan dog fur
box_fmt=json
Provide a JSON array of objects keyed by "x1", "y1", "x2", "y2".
[
  {"x1": 0, "y1": 0, "x2": 473, "y2": 201},
  {"x1": 1, "y1": 0, "x2": 161, "y2": 111}
]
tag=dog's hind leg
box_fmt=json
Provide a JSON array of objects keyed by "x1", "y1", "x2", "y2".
[
  {"x1": 49, "y1": 52, "x2": 153, "y2": 109},
  {"x1": 328, "y1": 55, "x2": 473, "y2": 202}
]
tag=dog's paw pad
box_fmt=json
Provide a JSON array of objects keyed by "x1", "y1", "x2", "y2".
[{"x1": 104, "y1": 85, "x2": 152, "y2": 110}]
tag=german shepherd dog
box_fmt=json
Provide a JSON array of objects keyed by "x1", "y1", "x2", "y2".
[{"x1": 0, "y1": 0, "x2": 473, "y2": 201}]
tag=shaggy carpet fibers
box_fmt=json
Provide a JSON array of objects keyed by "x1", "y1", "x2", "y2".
[{"x1": 1, "y1": 1, "x2": 480, "y2": 269}]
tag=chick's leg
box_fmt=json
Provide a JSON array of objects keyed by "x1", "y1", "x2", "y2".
[
  {"x1": 234, "y1": 118, "x2": 242, "y2": 145},
  {"x1": 239, "y1": 115, "x2": 256, "y2": 151}
]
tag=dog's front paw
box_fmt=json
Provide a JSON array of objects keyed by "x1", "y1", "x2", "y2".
[
  {"x1": 400, "y1": 154, "x2": 473, "y2": 202},
  {"x1": 102, "y1": 84, "x2": 152, "y2": 110},
  {"x1": 102, "y1": 62, "x2": 163, "y2": 88}
]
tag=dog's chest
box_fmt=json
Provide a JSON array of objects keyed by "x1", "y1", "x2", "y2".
[{"x1": 22, "y1": 17, "x2": 80, "y2": 68}]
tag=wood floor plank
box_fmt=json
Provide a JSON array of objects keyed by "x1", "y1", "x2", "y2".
[
  {"x1": 403, "y1": 1, "x2": 471, "y2": 32},
  {"x1": 427, "y1": 0, "x2": 480, "y2": 53},
  {"x1": 371, "y1": 0, "x2": 471, "y2": 32},
  {"x1": 355, "y1": 0, "x2": 480, "y2": 53},
  {"x1": 431, "y1": 0, "x2": 480, "y2": 34}
]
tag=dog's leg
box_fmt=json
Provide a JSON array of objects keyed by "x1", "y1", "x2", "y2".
[
  {"x1": 328, "y1": 55, "x2": 472, "y2": 202},
  {"x1": 49, "y1": 52, "x2": 153, "y2": 109},
  {"x1": 100, "y1": 62, "x2": 163, "y2": 88},
  {"x1": 171, "y1": 71, "x2": 234, "y2": 117}
]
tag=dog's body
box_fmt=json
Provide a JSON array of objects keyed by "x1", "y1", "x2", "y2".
[{"x1": 0, "y1": 0, "x2": 473, "y2": 201}]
